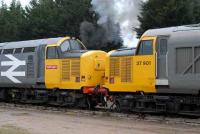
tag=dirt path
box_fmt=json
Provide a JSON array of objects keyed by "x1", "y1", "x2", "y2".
[{"x1": 0, "y1": 107, "x2": 200, "y2": 134}]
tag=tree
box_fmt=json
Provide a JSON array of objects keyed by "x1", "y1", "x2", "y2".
[
  {"x1": 0, "y1": 0, "x2": 121, "y2": 50},
  {"x1": 136, "y1": 0, "x2": 200, "y2": 37},
  {"x1": 22, "y1": 0, "x2": 94, "y2": 40},
  {"x1": 0, "y1": 0, "x2": 25, "y2": 42}
]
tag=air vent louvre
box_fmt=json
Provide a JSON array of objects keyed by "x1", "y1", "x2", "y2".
[
  {"x1": 71, "y1": 59, "x2": 80, "y2": 76},
  {"x1": 27, "y1": 55, "x2": 34, "y2": 78},
  {"x1": 62, "y1": 60, "x2": 70, "y2": 81},
  {"x1": 110, "y1": 58, "x2": 120, "y2": 77},
  {"x1": 121, "y1": 57, "x2": 132, "y2": 82}
]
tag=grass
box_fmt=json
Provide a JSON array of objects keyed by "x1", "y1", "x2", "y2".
[{"x1": 0, "y1": 125, "x2": 30, "y2": 134}]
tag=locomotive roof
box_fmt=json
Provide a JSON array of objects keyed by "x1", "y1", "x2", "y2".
[
  {"x1": 0, "y1": 37, "x2": 63, "y2": 49},
  {"x1": 110, "y1": 47, "x2": 136, "y2": 57},
  {"x1": 143, "y1": 24, "x2": 200, "y2": 37}
]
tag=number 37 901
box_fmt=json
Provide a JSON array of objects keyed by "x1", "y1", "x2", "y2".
[{"x1": 136, "y1": 61, "x2": 151, "y2": 65}]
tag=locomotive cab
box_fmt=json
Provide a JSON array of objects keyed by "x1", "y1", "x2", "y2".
[
  {"x1": 103, "y1": 36, "x2": 157, "y2": 93},
  {"x1": 45, "y1": 37, "x2": 106, "y2": 91},
  {"x1": 0, "y1": 36, "x2": 106, "y2": 106},
  {"x1": 104, "y1": 24, "x2": 200, "y2": 95},
  {"x1": 133, "y1": 36, "x2": 157, "y2": 92}
]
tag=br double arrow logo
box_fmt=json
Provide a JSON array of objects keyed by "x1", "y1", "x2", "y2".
[{"x1": 1, "y1": 55, "x2": 26, "y2": 83}]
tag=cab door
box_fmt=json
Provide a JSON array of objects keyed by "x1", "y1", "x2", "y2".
[
  {"x1": 45, "y1": 45, "x2": 61, "y2": 89},
  {"x1": 133, "y1": 36, "x2": 156, "y2": 93}
]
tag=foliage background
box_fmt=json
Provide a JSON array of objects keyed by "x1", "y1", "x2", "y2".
[{"x1": 0, "y1": 0, "x2": 200, "y2": 50}]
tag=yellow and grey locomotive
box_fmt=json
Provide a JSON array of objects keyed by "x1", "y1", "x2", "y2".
[
  {"x1": 102, "y1": 24, "x2": 200, "y2": 115},
  {"x1": 0, "y1": 37, "x2": 106, "y2": 107}
]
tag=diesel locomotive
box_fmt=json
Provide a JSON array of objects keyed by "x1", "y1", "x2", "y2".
[
  {"x1": 0, "y1": 37, "x2": 106, "y2": 108},
  {"x1": 0, "y1": 24, "x2": 200, "y2": 116},
  {"x1": 102, "y1": 24, "x2": 200, "y2": 115}
]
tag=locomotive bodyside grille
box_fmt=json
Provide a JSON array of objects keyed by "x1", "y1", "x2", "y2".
[
  {"x1": 110, "y1": 58, "x2": 120, "y2": 77},
  {"x1": 62, "y1": 60, "x2": 70, "y2": 81},
  {"x1": 71, "y1": 59, "x2": 80, "y2": 77},
  {"x1": 27, "y1": 55, "x2": 35, "y2": 78},
  {"x1": 176, "y1": 47, "x2": 192, "y2": 74},
  {"x1": 195, "y1": 46, "x2": 200, "y2": 73},
  {"x1": 121, "y1": 57, "x2": 132, "y2": 82},
  {"x1": 176, "y1": 46, "x2": 200, "y2": 74}
]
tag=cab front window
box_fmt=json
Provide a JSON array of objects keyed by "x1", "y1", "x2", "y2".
[
  {"x1": 60, "y1": 41, "x2": 70, "y2": 52},
  {"x1": 70, "y1": 40, "x2": 86, "y2": 50},
  {"x1": 60, "y1": 39, "x2": 86, "y2": 53},
  {"x1": 137, "y1": 40, "x2": 153, "y2": 55}
]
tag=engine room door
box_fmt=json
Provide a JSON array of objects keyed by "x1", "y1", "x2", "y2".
[{"x1": 156, "y1": 37, "x2": 168, "y2": 85}]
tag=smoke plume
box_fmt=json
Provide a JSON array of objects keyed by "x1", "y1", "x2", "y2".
[
  {"x1": 80, "y1": 20, "x2": 122, "y2": 50},
  {"x1": 80, "y1": 0, "x2": 145, "y2": 49}
]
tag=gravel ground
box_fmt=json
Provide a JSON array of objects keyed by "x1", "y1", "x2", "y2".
[{"x1": 0, "y1": 107, "x2": 200, "y2": 134}]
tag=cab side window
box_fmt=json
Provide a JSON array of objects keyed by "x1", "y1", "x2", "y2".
[
  {"x1": 47, "y1": 47, "x2": 58, "y2": 59},
  {"x1": 15, "y1": 48, "x2": 22, "y2": 54},
  {"x1": 3, "y1": 49, "x2": 14, "y2": 54},
  {"x1": 137, "y1": 40, "x2": 153, "y2": 55},
  {"x1": 23, "y1": 47, "x2": 35, "y2": 53}
]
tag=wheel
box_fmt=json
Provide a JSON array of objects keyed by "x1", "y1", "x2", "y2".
[
  {"x1": 86, "y1": 95, "x2": 97, "y2": 110},
  {"x1": 110, "y1": 100, "x2": 121, "y2": 112}
]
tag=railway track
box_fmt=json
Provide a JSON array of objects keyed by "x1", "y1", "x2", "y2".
[{"x1": 0, "y1": 102, "x2": 200, "y2": 126}]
